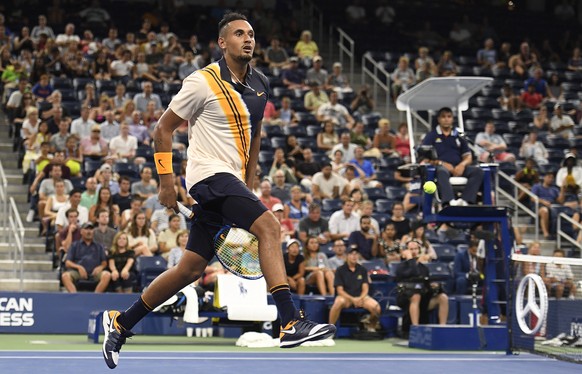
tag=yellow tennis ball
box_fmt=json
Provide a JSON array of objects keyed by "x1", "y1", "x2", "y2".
[{"x1": 423, "y1": 181, "x2": 437, "y2": 194}]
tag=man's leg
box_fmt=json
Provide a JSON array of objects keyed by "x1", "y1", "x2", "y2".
[
  {"x1": 94, "y1": 270, "x2": 111, "y2": 293},
  {"x1": 461, "y1": 165, "x2": 484, "y2": 204},
  {"x1": 435, "y1": 166, "x2": 454, "y2": 204},
  {"x1": 455, "y1": 276, "x2": 468, "y2": 295},
  {"x1": 429, "y1": 293, "x2": 449, "y2": 325},
  {"x1": 363, "y1": 296, "x2": 381, "y2": 325},
  {"x1": 409, "y1": 294, "x2": 421, "y2": 325},
  {"x1": 61, "y1": 271, "x2": 77, "y2": 293},
  {"x1": 539, "y1": 207, "x2": 551, "y2": 238},
  {"x1": 328, "y1": 295, "x2": 350, "y2": 325}
]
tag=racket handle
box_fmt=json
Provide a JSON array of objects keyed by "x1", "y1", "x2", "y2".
[{"x1": 175, "y1": 201, "x2": 195, "y2": 220}]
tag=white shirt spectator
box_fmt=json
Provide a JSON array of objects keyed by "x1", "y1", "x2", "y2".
[
  {"x1": 551, "y1": 114, "x2": 575, "y2": 139},
  {"x1": 55, "y1": 204, "x2": 89, "y2": 228},
  {"x1": 110, "y1": 59, "x2": 134, "y2": 77},
  {"x1": 328, "y1": 210, "x2": 359, "y2": 237},
  {"x1": 71, "y1": 117, "x2": 97, "y2": 139},
  {"x1": 109, "y1": 134, "x2": 138, "y2": 161},
  {"x1": 312, "y1": 171, "x2": 345, "y2": 198},
  {"x1": 331, "y1": 142, "x2": 357, "y2": 163}
]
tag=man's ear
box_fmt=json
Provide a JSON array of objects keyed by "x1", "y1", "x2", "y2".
[{"x1": 218, "y1": 36, "x2": 226, "y2": 50}]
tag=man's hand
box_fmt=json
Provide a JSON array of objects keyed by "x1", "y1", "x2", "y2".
[
  {"x1": 453, "y1": 163, "x2": 466, "y2": 177},
  {"x1": 78, "y1": 266, "x2": 88, "y2": 279},
  {"x1": 353, "y1": 296, "x2": 364, "y2": 308},
  {"x1": 158, "y1": 181, "x2": 177, "y2": 210}
]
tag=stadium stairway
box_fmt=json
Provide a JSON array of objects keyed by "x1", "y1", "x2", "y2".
[{"x1": 0, "y1": 113, "x2": 59, "y2": 291}]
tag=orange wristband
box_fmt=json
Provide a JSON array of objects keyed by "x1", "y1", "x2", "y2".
[{"x1": 154, "y1": 152, "x2": 173, "y2": 175}]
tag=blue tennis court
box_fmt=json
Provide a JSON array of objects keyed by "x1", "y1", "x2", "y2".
[{"x1": 0, "y1": 351, "x2": 578, "y2": 374}]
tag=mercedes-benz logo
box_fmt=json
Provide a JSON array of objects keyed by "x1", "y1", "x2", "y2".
[{"x1": 516, "y1": 273, "x2": 548, "y2": 335}]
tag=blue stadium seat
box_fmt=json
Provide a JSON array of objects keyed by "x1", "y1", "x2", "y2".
[
  {"x1": 385, "y1": 186, "x2": 406, "y2": 200},
  {"x1": 432, "y1": 243, "x2": 456, "y2": 263},
  {"x1": 322, "y1": 198, "x2": 343, "y2": 214},
  {"x1": 374, "y1": 199, "x2": 393, "y2": 214},
  {"x1": 425, "y1": 262, "x2": 452, "y2": 282},
  {"x1": 271, "y1": 136, "x2": 286, "y2": 149},
  {"x1": 135, "y1": 256, "x2": 167, "y2": 291},
  {"x1": 113, "y1": 163, "x2": 140, "y2": 179},
  {"x1": 362, "y1": 259, "x2": 389, "y2": 281}
]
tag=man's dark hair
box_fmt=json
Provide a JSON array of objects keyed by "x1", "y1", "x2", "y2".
[
  {"x1": 437, "y1": 107, "x2": 453, "y2": 117},
  {"x1": 218, "y1": 12, "x2": 248, "y2": 36},
  {"x1": 65, "y1": 208, "x2": 78, "y2": 218},
  {"x1": 118, "y1": 175, "x2": 131, "y2": 184},
  {"x1": 308, "y1": 202, "x2": 321, "y2": 212},
  {"x1": 360, "y1": 214, "x2": 371, "y2": 223},
  {"x1": 70, "y1": 188, "x2": 83, "y2": 196}
]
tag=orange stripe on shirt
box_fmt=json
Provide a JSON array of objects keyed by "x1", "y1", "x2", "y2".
[{"x1": 200, "y1": 65, "x2": 251, "y2": 180}]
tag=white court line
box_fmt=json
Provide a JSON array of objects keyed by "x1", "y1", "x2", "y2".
[{"x1": 0, "y1": 356, "x2": 555, "y2": 362}]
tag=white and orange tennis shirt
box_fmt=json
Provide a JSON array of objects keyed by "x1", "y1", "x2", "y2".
[{"x1": 169, "y1": 58, "x2": 270, "y2": 190}]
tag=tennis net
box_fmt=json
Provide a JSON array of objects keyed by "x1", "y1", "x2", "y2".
[{"x1": 510, "y1": 252, "x2": 582, "y2": 363}]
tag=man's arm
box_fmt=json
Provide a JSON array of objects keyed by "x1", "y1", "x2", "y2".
[
  {"x1": 153, "y1": 109, "x2": 185, "y2": 209},
  {"x1": 245, "y1": 121, "x2": 262, "y2": 189}
]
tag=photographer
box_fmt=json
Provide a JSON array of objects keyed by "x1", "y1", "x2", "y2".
[
  {"x1": 453, "y1": 239, "x2": 483, "y2": 295},
  {"x1": 350, "y1": 84, "x2": 375, "y2": 116},
  {"x1": 396, "y1": 240, "x2": 449, "y2": 330}
]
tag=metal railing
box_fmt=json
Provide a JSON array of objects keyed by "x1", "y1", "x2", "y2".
[
  {"x1": 336, "y1": 27, "x2": 355, "y2": 85},
  {"x1": 8, "y1": 197, "x2": 24, "y2": 291},
  {"x1": 0, "y1": 160, "x2": 7, "y2": 244},
  {"x1": 361, "y1": 52, "x2": 391, "y2": 118},
  {"x1": 557, "y1": 213, "x2": 582, "y2": 254},
  {"x1": 496, "y1": 170, "x2": 539, "y2": 241},
  {"x1": 301, "y1": 0, "x2": 324, "y2": 52}
]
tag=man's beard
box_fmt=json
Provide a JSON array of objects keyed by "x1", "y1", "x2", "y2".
[{"x1": 235, "y1": 53, "x2": 252, "y2": 63}]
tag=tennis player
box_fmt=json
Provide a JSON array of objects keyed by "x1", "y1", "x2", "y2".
[{"x1": 102, "y1": 13, "x2": 335, "y2": 369}]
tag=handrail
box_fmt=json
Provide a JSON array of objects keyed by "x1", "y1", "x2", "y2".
[
  {"x1": 496, "y1": 170, "x2": 539, "y2": 241},
  {"x1": 336, "y1": 27, "x2": 355, "y2": 85},
  {"x1": 0, "y1": 160, "x2": 7, "y2": 244},
  {"x1": 8, "y1": 197, "x2": 24, "y2": 291},
  {"x1": 361, "y1": 52, "x2": 391, "y2": 118},
  {"x1": 557, "y1": 213, "x2": 582, "y2": 254}
]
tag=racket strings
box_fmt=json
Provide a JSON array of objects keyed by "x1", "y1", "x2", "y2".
[{"x1": 215, "y1": 228, "x2": 262, "y2": 279}]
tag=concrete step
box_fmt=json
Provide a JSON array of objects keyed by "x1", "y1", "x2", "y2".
[
  {"x1": 0, "y1": 259, "x2": 53, "y2": 271},
  {"x1": 0, "y1": 252, "x2": 52, "y2": 261},
  {"x1": 0, "y1": 278, "x2": 60, "y2": 292},
  {"x1": 0, "y1": 269, "x2": 57, "y2": 281},
  {"x1": 0, "y1": 242, "x2": 47, "y2": 254}
]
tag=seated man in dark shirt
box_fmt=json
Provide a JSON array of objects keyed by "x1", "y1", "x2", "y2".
[
  {"x1": 328, "y1": 246, "x2": 381, "y2": 331},
  {"x1": 421, "y1": 107, "x2": 484, "y2": 206},
  {"x1": 396, "y1": 239, "x2": 449, "y2": 332},
  {"x1": 347, "y1": 215, "x2": 378, "y2": 260}
]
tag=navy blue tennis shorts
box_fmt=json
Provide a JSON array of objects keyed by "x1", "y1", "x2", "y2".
[{"x1": 185, "y1": 172, "x2": 268, "y2": 261}]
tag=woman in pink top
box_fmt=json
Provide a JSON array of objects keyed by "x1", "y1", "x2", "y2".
[{"x1": 394, "y1": 122, "x2": 411, "y2": 161}]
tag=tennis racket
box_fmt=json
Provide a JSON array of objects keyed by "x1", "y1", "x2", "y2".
[{"x1": 175, "y1": 202, "x2": 263, "y2": 280}]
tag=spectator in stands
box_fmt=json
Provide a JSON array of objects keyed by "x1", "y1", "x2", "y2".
[
  {"x1": 94, "y1": 208, "x2": 117, "y2": 254},
  {"x1": 556, "y1": 152, "x2": 582, "y2": 188},
  {"x1": 150, "y1": 206, "x2": 187, "y2": 234},
  {"x1": 89, "y1": 95, "x2": 113, "y2": 124},
  {"x1": 269, "y1": 148, "x2": 298, "y2": 185},
  {"x1": 436, "y1": 51, "x2": 458, "y2": 77},
  {"x1": 126, "y1": 211, "x2": 157, "y2": 257},
  {"x1": 350, "y1": 84, "x2": 375, "y2": 116},
  {"x1": 387, "y1": 202, "x2": 410, "y2": 240},
  {"x1": 449, "y1": 22, "x2": 472, "y2": 49},
  {"x1": 498, "y1": 84, "x2": 520, "y2": 113},
  {"x1": 102, "y1": 27, "x2": 121, "y2": 53},
  {"x1": 107, "y1": 231, "x2": 135, "y2": 294},
  {"x1": 264, "y1": 37, "x2": 288, "y2": 75},
  {"x1": 298, "y1": 202, "x2": 330, "y2": 244},
  {"x1": 350, "y1": 121, "x2": 372, "y2": 149},
  {"x1": 345, "y1": 0, "x2": 366, "y2": 24},
  {"x1": 80, "y1": 124, "x2": 109, "y2": 160},
  {"x1": 283, "y1": 239, "x2": 306, "y2": 295},
  {"x1": 331, "y1": 133, "x2": 357, "y2": 165},
  {"x1": 522, "y1": 241, "x2": 543, "y2": 276},
  {"x1": 100, "y1": 111, "x2": 120, "y2": 142},
  {"x1": 476, "y1": 38, "x2": 498, "y2": 70},
  {"x1": 178, "y1": 50, "x2": 197, "y2": 80},
  {"x1": 22, "y1": 120, "x2": 51, "y2": 175},
  {"x1": 329, "y1": 245, "x2": 381, "y2": 331},
  {"x1": 88, "y1": 186, "x2": 120, "y2": 228},
  {"x1": 525, "y1": 68, "x2": 549, "y2": 97},
  {"x1": 112, "y1": 84, "x2": 128, "y2": 111},
  {"x1": 378, "y1": 223, "x2": 401, "y2": 264},
  {"x1": 284, "y1": 134, "x2": 304, "y2": 162},
  {"x1": 304, "y1": 236, "x2": 334, "y2": 296},
  {"x1": 63, "y1": 135, "x2": 82, "y2": 178},
  {"x1": 128, "y1": 111, "x2": 150, "y2": 145},
  {"x1": 401, "y1": 221, "x2": 437, "y2": 262},
  {"x1": 112, "y1": 176, "x2": 132, "y2": 213},
  {"x1": 193, "y1": 49, "x2": 211, "y2": 70},
  {"x1": 259, "y1": 179, "x2": 282, "y2": 211},
  {"x1": 312, "y1": 162, "x2": 343, "y2": 201},
  {"x1": 421, "y1": 107, "x2": 484, "y2": 206},
  {"x1": 294, "y1": 30, "x2": 319, "y2": 67},
  {"x1": 57, "y1": 208, "x2": 81, "y2": 257},
  {"x1": 416, "y1": 61, "x2": 435, "y2": 84},
  {"x1": 71, "y1": 106, "x2": 97, "y2": 139},
  {"x1": 533, "y1": 106, "x2": 551, "y2": 131},
  {"x1": 157, "y1": 214, "x2": 182, "y2": 259},
  {"x1": 514, "y1": 157, "x2": 541, "y2": 203},
  {"x1": 546, "y1": 73, "x2": 564, "y2": 102},
  {"x1": 96, "y1": 163, "x2": 120, "y2": 195},
  {"x1": 414, "y1": 47, "x2": 436, "y2": 74},
  {"x1": 303, "y1": 80, "x2": 328, "y2": 114},
  {"x1": 349, "y1": 146, "x2": 381, "y2": 188},
  {"x1": 509, "y1": 42, "x2": 537, "y2": 78},
  {"x1": 31, "y1": 73, "x2": 54, "y2": 102},
  {"x1": 62, "y1": 222, "x2": 110, "y2": 293},
  {"x1": 306, "y1": 56, "x2": 328, "y2": 87},
  {"x1": 545, "y1": 248, "x2": 576, "y2": 299},
  {"x1": 475, "y1": 120, "x2": 516, "y2": 162},
  {"x1": 110, "y1": 50, "x2": 134, "y2": 84},
  {"x1": 31, "y1": 15, "x2": 55, "y2": 42},
  {"x1": 396, "y1": 239, "x2": 449, "y2": 328},
  {"x1": 391, "y1": 56, "x2": 416, "y2": 101},
  {"x1": 34, "y1": 164, "x2": 73, "y2": 221},
  {"x1": 347, "y1": 215, "x2": 378, "y2": 261},
  {"x1": 375, "y1": 0, "x2": 395, "y2": 26},
  {"x1": 453, "y1": 239, "x2": 482, "y2": 295},
  {"x1": 120, "y1": 194, "x2": 144, "y2": 230},
  {"x1": 109, "y1": 122, "x2": 138, "y2": 163},
  {"x1": 327, "y1": 62, "x2": 351, "y2": 92},
  {"x1": 285, "y1": 185, "x2": 310, "y2": 225},
  {"x1": 42, "y1": 179, "x2": 69, "y2": 235},
  {"x1": 157, "y1": 52, "x2": 178, "y2": 83},
  {"x1": 270, "y1": 169, "x2": 292, "y2": 203},
  {"x1": 296, "y1": 148, "x2": 321, "y2": 190},
  {"x1": 273, "y1": 203, "x2": 295, "y2": 244},
  {"x1": 393, "y1": 122, "x2": 410, "y2": 161},
  {"x1": 131, "y1": 167, "x2": 157, "y2": 199},
  {"x1": 551, "y1": 104, "x2": 575, "y2": 139},
  {"x1": 273, "y1": 96, "x2": 298, "y2": 127},
  {"x1": 316, "y1": 118, "x2": 339, "y2": 153},
  {"x1": 281, "y1": 56, "x2": 305, "y2": 89},
  {"x1": 340, "y1": 165, "x2": 364, "y2": 198},
  {"x1": 329, "y1": 199, "x2": 359, "y2": 241},
  {"x1": 371, "y1": 118, "x2": 396, "y2": 158},
  {"x1": 81, "y1": 177, "x2": 98, "y2": 210},
  {"x1": 317, "y1": 91, "x2": 354, "y2": 129},
  {"x1": 328, "y1": 239, "x2": 347, "y2": 271},
  {"x1": 532, "y1": 173, "x2": 560, "y2": 240},
  {"x1": 133, "y1": 81, "x2": 162, "y2": 113}
]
